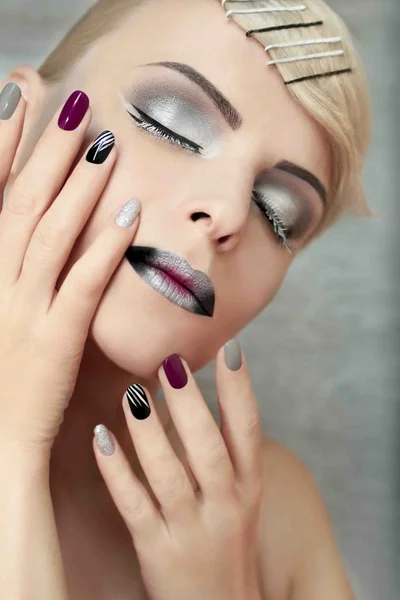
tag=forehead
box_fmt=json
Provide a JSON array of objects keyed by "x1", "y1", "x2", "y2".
[{"x1": 80, "y1": 0, "x2": 331, "y2": 189}]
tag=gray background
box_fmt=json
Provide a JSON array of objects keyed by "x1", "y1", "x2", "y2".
[{"x1": 0, "y1": 1, "x2": 398, "y2": 598}]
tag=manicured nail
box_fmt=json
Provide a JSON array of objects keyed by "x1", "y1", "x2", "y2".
[
  {"x1": 224, "y1": 339, "x2": 242, "y2": 371},
  {"x1": 116, "y1": 198, "x2": 141, "y2": 227},
  {"x1": 126, "y1": 384, "x2": 151, "y2": 420},
  {"x1": 0, "y1": 82, "x2": 22, "y2": 120},
  {"x1": 163, "y1": 354, "x2": 188, "y2": 389},
  {"x1": 58, "y1": 90, "x2": 89, "y2": 131},
  {"x1": 94, "y1": 424, "x2": 115, "y2": 456},
  {"x1": 86, "y1": 130, "x2": 115, "y2": 164}
]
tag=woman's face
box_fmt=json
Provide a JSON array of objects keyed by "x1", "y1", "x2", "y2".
[{"x1": 28, "y1": 0, "x2": 330, "y2": 377}]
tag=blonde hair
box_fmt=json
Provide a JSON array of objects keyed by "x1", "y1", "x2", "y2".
[{"x1": 38, "y1": 0, "x2": 374, "y2": 245}]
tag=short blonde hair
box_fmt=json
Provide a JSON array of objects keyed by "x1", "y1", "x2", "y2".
[{"x1": 39, "y1": 0, "x2": 374, "y2": 245}]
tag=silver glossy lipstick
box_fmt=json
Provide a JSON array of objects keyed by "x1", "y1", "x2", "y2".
[{"x1": 125, "y1": 246, "x2": 215, "y2": 317}]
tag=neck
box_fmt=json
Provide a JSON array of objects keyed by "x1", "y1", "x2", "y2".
[{"x1": 50, "y1": 336, "x2": 173, "y2": 494}]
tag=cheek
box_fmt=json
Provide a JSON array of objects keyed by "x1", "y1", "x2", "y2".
[
  {"x1": 218, "y1": 229, "x2": 293, "y2": 329},
  {"x1": 55, "y1": 149, "x2": 292, "y2": 377},
  {"x1": 222, "y1": 263, "x2": 289, "y2": 332}
]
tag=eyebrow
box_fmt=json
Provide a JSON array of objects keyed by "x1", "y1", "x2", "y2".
[
  {"x1": 143, "y1": 61, "x2": 243, "y2": 131},
  {"x1": 275, "y1": 160, "x2": 327, "y2": 206}
]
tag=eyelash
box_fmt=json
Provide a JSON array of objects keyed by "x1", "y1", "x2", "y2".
[
  {"x1": 252, "y1": 190, "x2": 293, "y2": 252},
  {"x1": 127, "y1": 105, "x2": 203, "y2": 155},
  {"x1": 127, "y1": 106, "x2": 293, "y2": 253}
]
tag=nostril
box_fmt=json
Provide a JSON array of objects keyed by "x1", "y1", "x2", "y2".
[
  {"x1": 191, "y1": 212, "x2": 210, "y2": 222},
  {"x1": 191, "y1": 212, "x2": 230, "y2": 244}
]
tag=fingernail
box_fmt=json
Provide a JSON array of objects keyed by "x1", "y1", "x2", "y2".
[
  {"x1": 116, "y1": 198, "x2": 141, "y2": 228},
  {"x1": 86, "y1": 130, "x2": 115, "y2": 164},
  {"x1": 94, "y1": 424, "x2": 115, "y2": 456},
  {"x1": 58, "y1": 90, "x2": 89, "y2": 131},
  {"x1": 163, "y1": 354, "x2": 188, "y2": 389},
  {"x1": 0, "y1": 82, "x2": 22, "y2": 120},
  {"x1": 126, "y1": 384, "x2": 151, "y2": 420},
  {"x1": 224, "y1": 339, "x2": 242, "y2": 371}
]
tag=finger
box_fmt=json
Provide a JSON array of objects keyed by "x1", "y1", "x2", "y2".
[
  {"x1": 92, "y1": 424, "x2": 162, "y2": 546},
  {"x1": 122, "y1": 384, "x2": 198, "y2": 524},
  {"x1": 19, "y1": 130, "x2": 117, "y2": 301},
  {"x1": 0, "y1": 90, "x2": 91, "y2": 285},
  {"x1": 158, "y1": 355, "x2": 236, "y2": 501},
  {"x1": 0, "y1": 82, "x2": 24, "y2": 203},
  {"x1": 50, "y1": 197, "x2": 141, "y2": 342},
  {"x1": 216, "y1": 339, "x2": 263, "y2": 501}
]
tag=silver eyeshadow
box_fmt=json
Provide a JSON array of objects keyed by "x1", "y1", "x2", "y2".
[
  {"x1": 257, "y1": 184, "x2": 301, "y2": 232},
  {"x1": 120, "y1": 81, "x2": 223, "y2": 157},
  {"x1": 120, "y1": 81, "x2": 317, "y2": 242},
  {"x1": 254, "y1": 168, "x2": 317, "y2": 241}
]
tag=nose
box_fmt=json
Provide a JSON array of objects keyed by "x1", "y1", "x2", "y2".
[{"x1": 185, "y1": 168, "x2": 254, "y2": 253}]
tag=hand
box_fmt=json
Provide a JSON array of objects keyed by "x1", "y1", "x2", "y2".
[
  {"x1": 93, "y1": 340, "x2": 264, "y2": 600},
  {"x1": 0, "y1": 85, "x2": 141, "y2": 458}
]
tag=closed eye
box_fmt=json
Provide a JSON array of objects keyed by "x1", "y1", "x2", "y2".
[
  {"x1": 127, "y1": 103, "x2": 293, "y2": 254},
  {"x1": 127, "y1": 104, "x2": 204, "y2": 155},
  {"x1": 252, "y1": 189, "x2": 293, "y2": 253}
]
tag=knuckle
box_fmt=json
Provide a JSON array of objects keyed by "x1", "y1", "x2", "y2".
[
  {"x1": 159, "y1": 468, "x2": 192, "y2": 502},
  {"x1": 5, "y1": 185, "x2": 42, "y2": 217},
  {"x1": 205, "y1": 438, "x2": 230, "y2": 470},
  {"x1": 122, "y1": 491, "x2": 148, "y2": 523},
  {"x1": 69, "y1": 268, "x2": 104, "y2": 301},
  {"x1": 242, "y1": 412, "x2": 262, "y2": 441},
  {"x1": 32, "y1": 224, "x2": 60, "y2": 253},
  {"x1": 114, "y1": 469, "x2": 149, "y2": 522},
  {"x1": 81, "y1": 278, "x2": 105, "y2": 301}
]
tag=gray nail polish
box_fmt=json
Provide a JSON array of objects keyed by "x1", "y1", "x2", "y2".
[
  {"x1": 94, "y1": 424, "x2": 115, "y2": 456},
  {"x1": 224, "y1": 339, "x2": 242, "y2": 371},
  {"x1": 0, "y1": 83, "x2": 22, "y2": 120},
  {"x1": 115, "y1": 198, "x2": 141, "y2": 227}
]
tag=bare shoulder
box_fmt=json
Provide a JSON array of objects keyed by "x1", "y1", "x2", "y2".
[{"x1": 256, "y1": 437, "x2": 356, "y2": 600}]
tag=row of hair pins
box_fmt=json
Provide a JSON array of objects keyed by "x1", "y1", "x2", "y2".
[{"x1": 220, "y1": 0, "x2": 353, "y2": 85}]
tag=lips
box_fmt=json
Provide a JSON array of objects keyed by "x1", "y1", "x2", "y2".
[{"x1": 125, "y1": 246, "x2": 216, "y2": 317}]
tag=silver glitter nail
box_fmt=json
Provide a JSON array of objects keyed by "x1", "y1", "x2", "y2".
[
  {"x1": 94, "y1": 424, "x2": 115, "y2": 456},
  {"x1": 115, "y1": 198, "x2": 141, "y2": 228}
]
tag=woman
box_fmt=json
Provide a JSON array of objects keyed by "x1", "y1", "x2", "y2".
[{"x1": 0, "y1": 0, "x2": 372, "y2": 598}]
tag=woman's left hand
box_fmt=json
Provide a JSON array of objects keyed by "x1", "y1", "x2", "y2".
[{"x1": 93, "y1": 339, "x2": 264, "y2": 600}]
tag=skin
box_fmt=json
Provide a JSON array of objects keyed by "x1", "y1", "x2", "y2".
[{"x1": 5, "y1": 0, "x2": 333, "y2": 596}]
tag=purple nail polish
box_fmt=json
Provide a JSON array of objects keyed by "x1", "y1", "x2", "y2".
[
  {"x1": 163, "y1": 355, "x2": 188, "y2": 390},
  {"x1": 58, "y1": 90, "x2": 89, "y2": 131}
]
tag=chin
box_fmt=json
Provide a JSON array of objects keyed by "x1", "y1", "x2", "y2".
[{"x1": 86, "y1": 264, "x2": 227, "y2": 379}]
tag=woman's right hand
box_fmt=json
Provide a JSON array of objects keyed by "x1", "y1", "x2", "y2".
[{"x1": 0, "y1": 84, "x2": 141, "y2": 462}]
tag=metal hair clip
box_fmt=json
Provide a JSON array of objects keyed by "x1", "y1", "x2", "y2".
[
  {"x1": 221, "y1": 0, "x2": 353, "y2": 84},
  {"x1": 246, "y1": 21, "x2": 324, "y2": 37},
  {"x1": 222, "y1": 1, "x2": 307, "y2": 18}
]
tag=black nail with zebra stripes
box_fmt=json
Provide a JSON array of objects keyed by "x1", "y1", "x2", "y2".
[
  {"x1": 86, "y1": 130, "x2": 115, "y2": 164},
  {"x1": 126, "y1": 384, "x2": 151, "y2": 420}
]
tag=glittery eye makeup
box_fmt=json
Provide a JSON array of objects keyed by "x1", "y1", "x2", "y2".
[
  {"x1": 121, "y1": 77, "x2": 222, "y2": 157},
  {"x1": 252, "y1": 168, "x2": 322, "y2": 251},
  {"x1": 127, "y1": 102, "x2": 204, "y2": 154},
  {"x1": 120, "y1": 68, "x2": 324, "y2": 251}
]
